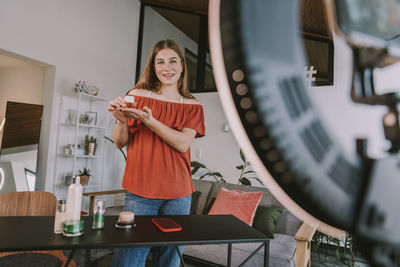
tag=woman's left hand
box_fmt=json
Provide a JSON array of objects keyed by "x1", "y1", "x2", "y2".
[{"x1": 121, "y1": 106, "x2": 154, "y2": 125}]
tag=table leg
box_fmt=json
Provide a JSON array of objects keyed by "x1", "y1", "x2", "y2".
[
  {"x1": 65, "y1": 249, "x2": 76, "y2": 267},
  {"x1": 264, "y1": 241, "x2": 269, "y2": 267},
  {"x1": 89, "y1": 196, "x2": 95, "y2": 215},
  {"x1": 84, "y1": 248, "x2": 90, "y2": 266},
  {"x1": 175, "y1": 246, "x2": 185, "y2": 267},
  {"x1": 227, "y1": 243, "x2": 232, "y2": 267}
]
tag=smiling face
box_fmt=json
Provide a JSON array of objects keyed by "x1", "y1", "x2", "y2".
[{"x1": 154, "y1": 48, "x2": 183, "y2": 88}]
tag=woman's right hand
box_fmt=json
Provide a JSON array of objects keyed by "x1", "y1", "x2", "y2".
[{"x1": 107, "y1": 96, "x2": 128, "y2": 123}]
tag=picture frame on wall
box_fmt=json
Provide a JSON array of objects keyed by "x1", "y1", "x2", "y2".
[
  {"x1": 66, "y1": 109, "x2": 78, "y2": 124},
  {"x1": 85, "y1": 111, "x2": 97, "y2": 126}
]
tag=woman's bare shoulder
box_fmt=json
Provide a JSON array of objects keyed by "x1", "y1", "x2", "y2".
[
  {"x1": 184, "y1": 98, "x2": 202, "y2": 105},
  {"x1": 127, "y1": 88, "x2": 149, "y2": 97}
]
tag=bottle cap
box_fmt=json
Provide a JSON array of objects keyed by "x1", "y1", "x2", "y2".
[
  {"x1": 95, "y1": 200, "x2": 105, "y2": 213},
  {"x1": 57, "y1": 199, "x2": 66, "y2": 212}
]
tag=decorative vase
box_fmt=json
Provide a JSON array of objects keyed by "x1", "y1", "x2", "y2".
[
  {"x1": 88, "y1": 142, "x2": 95, "y2": 156},
  {"x1": 80, "y1": 175, "x2": 90, "y2": 186}
]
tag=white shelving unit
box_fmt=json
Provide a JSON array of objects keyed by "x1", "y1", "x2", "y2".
[{"x1": 53, "y1": 92, "x2": 109, "y2": 199}]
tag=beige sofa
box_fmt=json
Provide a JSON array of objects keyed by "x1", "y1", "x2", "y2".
[{"x1": 184, "y1": 179, "x2": 304, "y2": 267}]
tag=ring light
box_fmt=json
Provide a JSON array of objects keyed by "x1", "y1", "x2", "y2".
[{"x1": 209, "y1": 0, "x2": 400, "y2": 265}]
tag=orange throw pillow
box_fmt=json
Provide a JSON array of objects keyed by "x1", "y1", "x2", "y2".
[{"x1": 208, "y1": 187, "x2": 263, "y2": 225}]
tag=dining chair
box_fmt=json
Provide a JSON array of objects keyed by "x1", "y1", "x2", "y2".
[{"x1": 0, "y1": 191, "x2": 76, "y2": 267}]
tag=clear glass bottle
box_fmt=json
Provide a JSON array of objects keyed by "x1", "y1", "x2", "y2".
[
  {"x1": 54, "y1": 199, "x2": 67, "y2": 234},
  {"x1": 92, "y1": 200, "x2": 105, "y2": 229}
]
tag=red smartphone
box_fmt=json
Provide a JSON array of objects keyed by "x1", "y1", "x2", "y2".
[{"x1": 152, "y1": 217, "x2": 182, "y2": 232}]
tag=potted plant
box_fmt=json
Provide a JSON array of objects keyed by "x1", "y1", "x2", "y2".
[
  {"x1": 78, "y1": 167, "x2": 92, "y2": 186},
  {"x1": 191, "y1": 161, "x2": 225, "y2": 182},
  {"x1": 236, "y1": 149, "x2": 264, "y2": 186},
  {"x1": 191, "y1": 149, "x2": 264, "y2": 186}
]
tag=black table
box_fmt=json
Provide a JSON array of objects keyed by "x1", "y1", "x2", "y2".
[{"x1": 0, "y1": 215, "x2": 269, "y2": 267}]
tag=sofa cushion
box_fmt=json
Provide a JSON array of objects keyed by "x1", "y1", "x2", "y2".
[
  {"x1": 208, "y1": 187, "x2": 263, "y2": 225},
  {"x1": 270, "y1": 233, "x2": 297, "y2": 266},
  {"x1": 206, "y1": 182, "x2": 302, "y2": 236},
  {"x1": 275, "y1": 209, "x2": 303, "y2": 236},
  {"x1": 253, "y1": 206, "x2": 283, "y2": 238},
  {"x1": 206, "y1": 182, "x2": 280, "y2": 209},
  {"x1": 192, "y1": 179, "x2": 214, "y2": 215}
]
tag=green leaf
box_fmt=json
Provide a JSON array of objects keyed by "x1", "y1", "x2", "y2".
[
  {"x1": 240, "y1": 149, "x2": 246, "y2": 163},
  {"x1": 199, "y1": 173, "x2": 210, "y2": 180},
  {"x1": 104, "y1": 136, "x2": 114, "y2": 144},
  {"x1": 191, "y1": 167, "x2": 200, "y2": 175},
  {"x1": 236, "y1": 165, "x2": 244, "y2": 170},
  {"x1": 253, "y1": 177, "x2": 264, "y2": 185},
  {"x1": 191, "y1": 161, "x2": 206, "y2": 169},
  {"x1": 243, "y1": 170, "x2": 255, "y2": 175},
  {"x1": 239, "y1": 177, "x2": 251, "y2": 186},
  {"x1": 212, "y1": 172, "x2": 223, "y2": 178}
]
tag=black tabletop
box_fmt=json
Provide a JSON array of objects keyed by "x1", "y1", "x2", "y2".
[{"x1": 0, "y1": 215, "x2": 268, "y2": 252}]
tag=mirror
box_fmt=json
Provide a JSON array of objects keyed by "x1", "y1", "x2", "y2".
[{"x1": 0, "y1": 53, "x2": 45, "y2": 193}]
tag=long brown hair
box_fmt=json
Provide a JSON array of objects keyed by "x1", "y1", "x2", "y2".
[{"x1": 134, "y1": 39, "x2": 193, "y2": 98}]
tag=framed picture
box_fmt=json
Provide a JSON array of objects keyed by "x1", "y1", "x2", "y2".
[
  {"x1": 85, "y1": 111, "x2": 97, "y2": 126},
  {"x1": 66, "y1": 109, "x2": 78, "y2": 124}
]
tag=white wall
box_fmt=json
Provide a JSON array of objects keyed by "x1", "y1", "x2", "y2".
[
  {"x1": 191, "y1": 93, "x2": 258, "y2": 185},
  {"x1": 0, "y1": 0, "x2": 141, "y2": 197},
  {"x1": 0, "y1": 64, "x2": 45, "y2": 111}
]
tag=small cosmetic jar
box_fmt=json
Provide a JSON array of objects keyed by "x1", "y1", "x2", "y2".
[
  {"x1": 115, "y1": 211, "x2": 135, "y2": 229},
  {"x1": 63, "y1": 219, "x2": 84, "y2": 237},
  {"x1": 124, "y1": 96, "x2": 135, "y2": 108}
]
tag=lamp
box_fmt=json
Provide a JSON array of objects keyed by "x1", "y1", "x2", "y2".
[{"x1": 209, "y1": 0, "x2": 400, "y2": 265}]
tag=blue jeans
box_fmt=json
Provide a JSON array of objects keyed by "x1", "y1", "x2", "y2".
[{"x1": 111, "y1": 192, "x2": 192, "y2": 267}]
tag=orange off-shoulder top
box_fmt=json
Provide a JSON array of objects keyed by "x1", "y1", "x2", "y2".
[{"x1": 121, "y1": 95, "x2": 205, "y2": 199}]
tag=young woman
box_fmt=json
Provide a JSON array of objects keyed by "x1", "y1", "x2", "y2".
[{"x1": 107, "y1": 39, "x2": 205, "y2": 267}]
